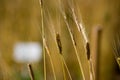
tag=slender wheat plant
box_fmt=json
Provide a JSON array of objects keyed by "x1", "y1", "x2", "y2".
[
  {"x1": 39, "y1": 0, "x2": 47, "y2": 80},
  {"x1": 27, "y1": 64, "x2": 35, "y2": 80},
  {"x1": 43, "y1": 37, "x2": 57, "y2": 80},
  {"x1": 91, "y1": 26, "x2": 102, "y2": 80},
  {"x1": 56, "y1": 33, "x2": 72, "y2": 80},
  {"x1": 61, "y1": 55, "x2": 73, "y2": 80}
]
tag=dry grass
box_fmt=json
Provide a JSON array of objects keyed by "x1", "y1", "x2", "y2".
[
  {"x1": 0, "y1": 0, "x2": 117, "y2": 80},
  {"x1": 37, "y1": 0, "x2": 95, "y2": 80}
]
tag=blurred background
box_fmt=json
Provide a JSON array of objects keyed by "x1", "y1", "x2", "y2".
[{"x1": 0, "y1": 0, "x2": 120, "y2": 80}]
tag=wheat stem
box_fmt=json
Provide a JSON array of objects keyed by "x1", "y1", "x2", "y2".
[
  {"x1": 27, "y1": 64, "x2": 35, "y2": 80},
  {"x1": 91, "y1": 26, "x2": 102, "y2": 80},
  {"x1": 39, "y1": 0, "x2": 46, "y2": 80},
  {"x1": 56, "y1": 34, "x2": 67, "y2": 80},
  {"x1": 61, "y1": 56, "x2": 73, "y2": 80},
  {"x1": 94, "y1": 26, "x2": 102, "y2": 80},
  {"x1": 56, "y1": 32, "x2": 73, "y2": 80},
  {"x1": 86, "y1": 42, "x2": 95, "y2": 80},
  {"x1": 89, "y1": 59, "x2": 95, "y2": 80},
  {"x1": 65, "y1": 19, "x2": 85, "y2": 80},
  {"x1": 43, "y1": 38, "x2": 57, "y2": 80},
  {"x1": 61, "y1": 58, "x2": 67, "y2": 80},
  {"x1": 43, "y1": 44, "x2": 46, "y2": 80}
]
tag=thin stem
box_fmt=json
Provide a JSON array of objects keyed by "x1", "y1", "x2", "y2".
[
  {"x1": 61, "y1": 56, "x2": 73, "y2": 80},
  {"x1": 95, "y1": 26, "x2": 102, "y2": 80},
  {"x1": 86, "y1": 42, "x2": 95, "y2": 80},
  {"x1": 56, "y1": 33, "x2": 66, "y2": 80},
  {"x1": 61, "y1": 58, "x2": 67, "y2": 80},
  {"x1": 89, "y1": 59, "x2": 95, "y2": 80},
  {"x1": 39, "y1": 0, "x2": 46, "y2": 80},
  {"x1": 65, "y1": 18, "x2": 85, "y2": 80},
  {"x1": 56, "y1": 32, "x2": 72, "y2": 80},
  {"x1": 43, "y1": 45, "x2": 46, "y2": 80},
  {"x1": 27, "y1": 64, "x2": 35, "y2": 80},
  {"x1": 43, "y1": 38, "x2": 57, "y2": 80},
  {"x1": 91, "y1": 26, "x2": 102, "y2": 80}
]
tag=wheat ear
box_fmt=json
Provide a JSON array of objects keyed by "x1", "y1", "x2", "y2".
[{"x1": 59, "y1": 4, "x2": 87, "y2": 79}]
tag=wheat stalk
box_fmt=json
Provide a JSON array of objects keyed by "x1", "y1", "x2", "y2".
[
  {"x1": 62, "y1": 59, "x2": 67, "y2": 80},
  {"x1": 56, "y1": 33, "x2": 73, "y2": 80},
  {"x1": 56, "y1": 33, "x2": 66, "y2": 80},
  {"x1": 38, "y1": 0, "x2": 47, "y2": 80},
  {"x1": 91, "y1": 26, "x2": 102, "y2": 80},
  {"x1": 43, "y1": 37, "x2": 57, "y2": 80},
  {"x1": 61, "y1": 55, "x2": 73, "y2": 80},
  {"x1": 27, "y1": 64, "x2": 35, "y2": 80}
]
